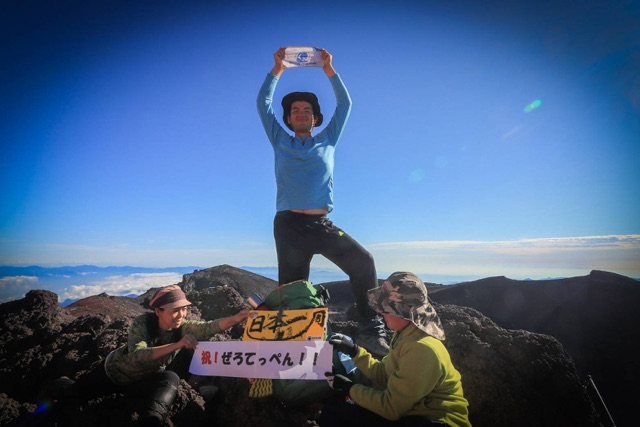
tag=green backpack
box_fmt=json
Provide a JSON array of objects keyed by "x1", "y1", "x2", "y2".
[
  {"x1": 250, "y1": 280, "x2": 341, "y2": 406},
  {"x1": 262, "y1": 279, "x2": 328, "y2": 311}
]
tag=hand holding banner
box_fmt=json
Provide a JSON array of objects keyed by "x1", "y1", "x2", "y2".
[
  {"x1": 189, "y1": 340, "x2": 332, "y2": 380},
  {"x1": 283, "y1": 46, "x2": 323, "y2": 68}
]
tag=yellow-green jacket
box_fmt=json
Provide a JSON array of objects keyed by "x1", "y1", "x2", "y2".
[{"x1": 350, "y1": 323, "x2": 471, "y2": 427}]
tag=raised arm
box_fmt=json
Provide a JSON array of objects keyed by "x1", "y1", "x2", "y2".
[
  {"x1": 321, "y1": 48, "x2": 336, "y2": 78},
  {"x1": 271, "y1": 47, "x2": 286, "y2": 78},
  {"x1": 217, "y1": 309, "x2": 250, "y2": 331}
]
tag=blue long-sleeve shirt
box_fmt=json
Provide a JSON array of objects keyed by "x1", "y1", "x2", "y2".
[{"x1": 256, "y1": 72, "x2": 352, "y2": 213}]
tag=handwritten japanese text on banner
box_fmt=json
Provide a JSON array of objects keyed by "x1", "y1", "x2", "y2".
[
  {"x1": 243, "y1": 308, "x2": 328, "y2": 341},
  {"x1": 188, "y1": 340, "x2": 332, "y2": 380}
]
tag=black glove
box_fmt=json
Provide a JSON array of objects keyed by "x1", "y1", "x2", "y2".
[
  {"x1": 325, "y1": 372, "x2": 354, "y2": 397},
  {"x1": 328, "y1": 333, "x2": 359, "y2": 357}
]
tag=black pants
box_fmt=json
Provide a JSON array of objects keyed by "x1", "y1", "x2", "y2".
[
  {"x1": 319, "y1": 397, "x2": 450, "y2": 427},
  {"x1": 274, "y1": 210, "x2": 378, "y2": 320},
  {"x1": 126, "y1": 370, "x2": 179, "y2": 423},
  {"x1": 65, "y1": 353, "x2": 188, "y2": 422}
]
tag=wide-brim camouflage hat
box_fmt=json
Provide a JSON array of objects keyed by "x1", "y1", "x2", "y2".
[{"x1": 367, "y1": 272, "x2": 445, "y2": 340}]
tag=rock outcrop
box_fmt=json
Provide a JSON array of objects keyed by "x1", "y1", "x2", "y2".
[
  {"x1": 0, "y1": 265, "x2": 625, "y2": 426},
  {"x1": 428, "y1": 270, "x2": 639, "y2": 427}
]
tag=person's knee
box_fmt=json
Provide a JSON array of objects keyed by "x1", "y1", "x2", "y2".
[
  {"x1": 346, "y1": 252, "x2": 376, "y2": 283},
  {"x1": 137, "y1": 371, "x2": 180, "y2": 422},
  {"x1": 159, "y1": 370, "x2": 180, "y2": 388},
  {"x1": 150, "y1": 371, "x2": 180, "y2": 406}
]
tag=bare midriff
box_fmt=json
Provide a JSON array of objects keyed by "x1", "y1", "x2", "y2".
[{"x1": 289, "y1": 208, "x2": 328, "y2": 215}]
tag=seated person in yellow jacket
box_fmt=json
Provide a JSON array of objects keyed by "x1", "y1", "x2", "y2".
[{"x1": 322, "y1": 272, "x2": 471, "y2": 427}]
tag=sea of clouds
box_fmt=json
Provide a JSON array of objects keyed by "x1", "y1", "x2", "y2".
[{"x1": 0, "y1": 266, "x2": 353, "y2": 305}]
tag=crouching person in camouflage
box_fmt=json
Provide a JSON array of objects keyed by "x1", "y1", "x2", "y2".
[
  {"x1": 322, "y1": 272, "x2": 471, "y2": 427},
  {"x1": 63, "y1": 285, "x2": 248, "y2": 426}
]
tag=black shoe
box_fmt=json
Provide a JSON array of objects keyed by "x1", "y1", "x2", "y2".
[{"x1": 357, "y1": 316, "x2": 389, "y2": 357}]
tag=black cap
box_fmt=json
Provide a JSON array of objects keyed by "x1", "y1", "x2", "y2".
[{"x1": 281, "y1": 92, "x2": 323, "y2": 130}]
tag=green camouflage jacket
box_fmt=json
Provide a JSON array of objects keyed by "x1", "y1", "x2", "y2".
[{"x1": 105, "y1": 313, "x2": 222, "y2": 385}]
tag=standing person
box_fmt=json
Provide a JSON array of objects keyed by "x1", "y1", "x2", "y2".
[
  {"x1": 57, "y1": 285, "x2": 249, "y2": 426},
  {"x1": 322, "y1": 272, "x2": 471, "y2": 427},
  {"x1": 257, "y1": 47, "x2": 388, "y2": 357}
]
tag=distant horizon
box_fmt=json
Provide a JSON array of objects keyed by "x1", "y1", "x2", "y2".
[
  {"x1": 1, "y1": 263, "x2": 637, "y2": 306},
  {"x1": 4, "y1": 261, "x2": 638, "y2": 281},
  {"x1": 3, "y1": 233, "x2": 639, "y2": 285}
]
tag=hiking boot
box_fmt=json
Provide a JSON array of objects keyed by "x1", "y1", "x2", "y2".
[
  {"x1": 356, "y1": 315, "x2": 389, "y2": 359},
  {"x1": 356, "y1": 315, "x2": 389, "y2": 357},
  {"x1": 357, "y1": 333, "x2": 389, "y2": 358}
]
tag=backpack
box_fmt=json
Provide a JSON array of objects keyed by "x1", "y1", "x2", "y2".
[
  {"x1": 262, "y1": 279, "x2": 328, "y2": 310},
  {"x1": 246, "y1": 280, "x2": 344, "y2": 406}
]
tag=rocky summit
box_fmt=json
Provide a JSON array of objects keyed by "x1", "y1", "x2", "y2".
[{"x1": 1, "y1": 265, "x2": 637, "y2": 427}]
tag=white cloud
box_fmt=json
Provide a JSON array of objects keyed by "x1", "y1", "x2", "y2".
[
  {"x1": 367, "y1": 235, "x2": 640, "y2": 281},
  {"x1": 2, "y1": 235, "x2": 637, "y2": 293},
  {"x1": 0, "y1": 275, "x2": 38, "y2": 290},
  {"x1": 0, "y1": 276, "x2": 40, "y2": 303},
  {"x1": 59, "y1": 272, "x2": 183, "y2": 301},
  {"x1": 369, "y1": 235, "x2": 640, "y2": 251}
]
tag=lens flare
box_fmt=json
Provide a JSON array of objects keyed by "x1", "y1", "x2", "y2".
[
  {"x1": 524, "y1": 99, "x2": 542, "y2": 113},
  {"x1": 409, "y1": 168, "x2": 426, "y2": 182},
  {"x1": 34, "y1": 401, "x2": 53, "y2": 414}
]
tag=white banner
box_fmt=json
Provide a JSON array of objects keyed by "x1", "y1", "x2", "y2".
[
  {"x1": 283, "y1": 46, "x2": 323, "y2": 68},
  {"x1": 189, "y1": 340, "x2": 332, "y2": 380}
]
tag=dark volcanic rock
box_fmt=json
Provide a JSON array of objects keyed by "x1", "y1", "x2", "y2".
[
  {"x1": 429, "y1": 270, "x2": 639, "y2": 427},
  {"x1": 0, "y1": 266, "x2": 617, "y2": 426},
  {"x1": 0, "y1": 291, "x2": 76, "y2": 401},
  {"x1": 435, "y1": 304, "x2": 598, "y2": 426},
  {"x1": 64, "y1": 292, "x2": 147, "y2": 320},
  {"x1": 181, "y1": 264, "x2": 277, "y2": 298}
]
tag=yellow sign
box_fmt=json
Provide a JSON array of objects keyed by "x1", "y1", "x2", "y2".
[{"x1": 243, "y1": 308, "x2": 328, "y2": 342}]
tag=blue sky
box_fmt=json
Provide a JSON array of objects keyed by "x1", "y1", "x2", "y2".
[{"x1": 1, "y1": 0, "x2": 639, "y2": 298}]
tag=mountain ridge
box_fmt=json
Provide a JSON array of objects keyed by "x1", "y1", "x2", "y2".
[{"x1": 1, "y1": 265, "x2": 637, "y2": 426}]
